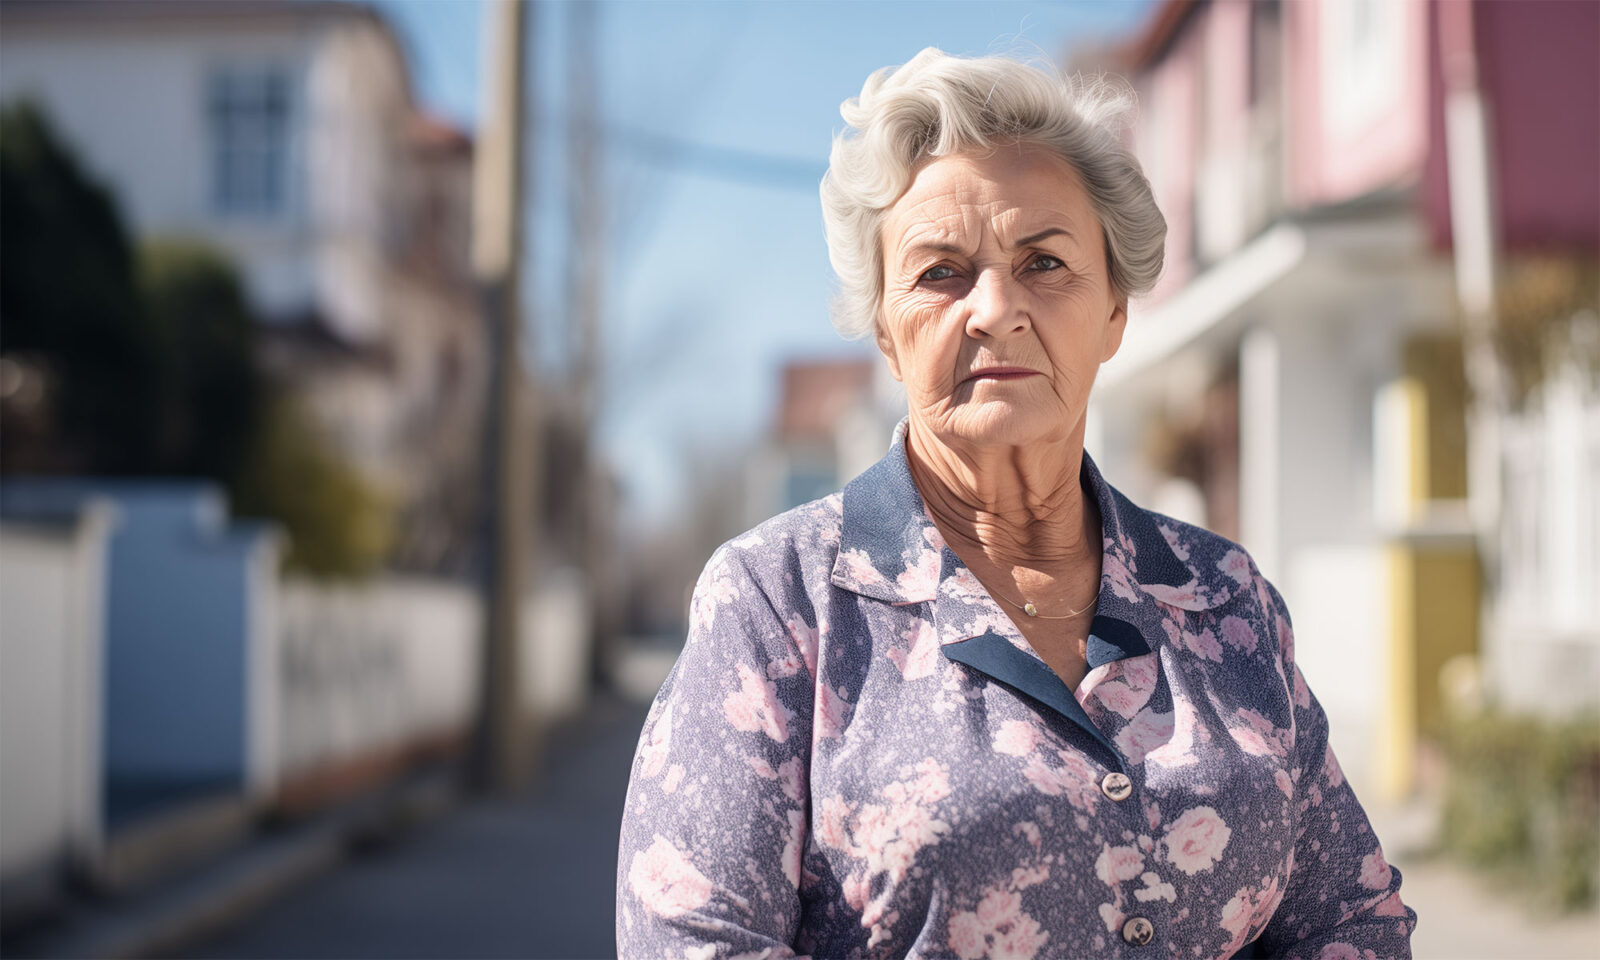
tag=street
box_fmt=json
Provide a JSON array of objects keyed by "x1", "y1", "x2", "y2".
[{"x1": 180, "y1": 697, "x2": 648, "y2": 960}]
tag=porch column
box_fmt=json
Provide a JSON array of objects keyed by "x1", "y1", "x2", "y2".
[{"x1": 1239, "y1": 326, "x2": 1281, "y2": 581}]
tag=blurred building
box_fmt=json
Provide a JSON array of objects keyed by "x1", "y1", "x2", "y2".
[
  {"x1": 0, "y1": 0, "x2": 487, "y2": 574},
  {"x1": 0, "y1": 0, "x2": 512, "y2": 931},
  {"x1": 745, "y1": 356, "x2": 904, "y2": 525},
  {"x1": 1081, "y1": 0, "x2": 1599, "y2": 799}
]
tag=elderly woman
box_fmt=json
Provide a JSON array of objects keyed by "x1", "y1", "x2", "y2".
[{"x1": 617, "y1": 49, "x2": 1415, "y2": 959}]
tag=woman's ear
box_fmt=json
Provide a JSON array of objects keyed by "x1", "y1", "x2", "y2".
[
  {"x1": 1100, "y1": 298, "x2": 1128, "y2": 364},
  {"x1": 874, "y1": 321, "x2": 904, "y2": 382}
]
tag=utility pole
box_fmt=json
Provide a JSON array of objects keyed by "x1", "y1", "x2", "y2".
[
  {"x1": 471, "y1": 0, "x2": 535, "y2": 792},
  {"x1": 568, "y1": 2, "x2": 601, "y2": 424},
  {"x1": 566, "y1": 1, "x2": 613, "y2": 682}
]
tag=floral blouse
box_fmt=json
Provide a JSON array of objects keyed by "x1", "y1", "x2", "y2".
[{"x1": 617, "y1": 423, "x2": 1416, "y2": 959}]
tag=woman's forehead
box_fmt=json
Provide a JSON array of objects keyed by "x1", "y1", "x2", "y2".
[
  {"x1": 886, "y1": 148, "x2": 1096, "y2": 246},
  {"x1": 884, "y1": 163, "x2": 1097, "y2": 263}
]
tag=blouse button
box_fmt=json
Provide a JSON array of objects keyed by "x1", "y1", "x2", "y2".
[
  {"x1": 1121, "y1": 915, "x2": 1155, "y2": 946},
  {"x1": 1101, "y1": 771, "x2": 1133, "y2": 801}
]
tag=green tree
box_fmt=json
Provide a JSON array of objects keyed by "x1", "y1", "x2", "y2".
[
  {"x1": 230, "y1": 395, "x2": 394, "y2": 577},
  {"x1": 136, "y1": 241, "x2": 392, "y2": 577},
  {"x1": 0, "y1": 99, "x2": 163, "y2": 472},
  {"x1": 137, "y1": 238, "x2": 261, "y2": 480}
]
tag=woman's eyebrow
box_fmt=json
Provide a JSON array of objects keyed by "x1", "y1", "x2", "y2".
[
  {"x1": 896, "y1": 233, "x2": 966, "y2": 254},
  {"x1": 896, "y1": 238, "x2": 968, "y2": 261},
  {"x1": 1014, "y1": 226, "x2": 1073, "y2": 247},
  {"x1": 896, "y1": 226, "x2": 1073, "y2": 262}
]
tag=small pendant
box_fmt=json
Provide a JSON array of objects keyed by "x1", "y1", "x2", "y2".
[{"x1": 1023, "y1": 601, "x2": 1038, "y2": 617}]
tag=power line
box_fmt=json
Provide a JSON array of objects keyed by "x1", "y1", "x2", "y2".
[{"x1": 547, "y1": 114, "x2": 825, "y2": 192}]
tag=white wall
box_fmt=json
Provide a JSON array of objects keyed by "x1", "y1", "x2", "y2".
[
  {"x1": 1260, "y1": 308, "x2": 1395, "y2": 791},
  {"x1": 245, "y1": 528, "x2": 283, "y2": 804},
  {"x1": 276, "y1": 577, "x2": 482, "y2": 777},
  {"x1": 0, "y1": 507, "x2": 113, "y2": 880},
  {"x1": 522, "y1": 567, "x2": 594, "y2": 722},
  {"x1": 1284, "y1": 544, "x2": 1390, "y2": 800},
  {"x1": 305, "y1": 19, "x2": 410, "y2": 344}
]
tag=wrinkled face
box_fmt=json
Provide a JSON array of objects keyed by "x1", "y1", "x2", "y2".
[{"x1": 876, "y1": 144, "x2": 1127, "y2": 452}]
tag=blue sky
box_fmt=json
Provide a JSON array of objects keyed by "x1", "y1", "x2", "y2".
[{"x1": 373, "y1": 0, "x2": 1157, "y2": 525}]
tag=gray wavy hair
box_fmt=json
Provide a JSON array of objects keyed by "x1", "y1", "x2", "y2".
[{"x1": 820, "y1": 48, "x2": 1167, "y2": 340}]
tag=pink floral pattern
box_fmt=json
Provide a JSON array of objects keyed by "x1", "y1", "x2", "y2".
[
  {"x1": 1359, "y1": 849, "x2": 1394, "y2": 891},
  {"x1": 627, "y1": 836, "x2": 713, "y2": 919},
  {"x1": 1163, "y1": 805, "x2": 1233, "y2": 875},
  {"x1": 618, "y1": 425, "x2": 1416, "y2": 958},
  {"x1": 947, "y1": 886, "x2": 1050, "y2": 959},
  {"x1": 1113, "y1": 707, "x2": 1175, "y2": 764},
  {"x1": 722, "y1": 663, "x2": 791, "y2": 742}
]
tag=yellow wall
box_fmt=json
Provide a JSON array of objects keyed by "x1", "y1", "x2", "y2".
[
  {"x1": 1381, "y1": 540, "x2": 1480, "y2": 800},
  {"x1": 1378, "y1": 335, "x2": 1479, "y2": 800},
  {"x1": 1403, "y1": 336, "x2": 1470, "y2": 501}
]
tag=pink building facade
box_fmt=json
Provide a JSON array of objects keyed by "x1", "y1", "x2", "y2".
[{"x1": 1084, "y1": 0, "x2": 1599, "y2": 797}]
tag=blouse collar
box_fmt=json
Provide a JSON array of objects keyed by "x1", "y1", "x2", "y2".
[{"x1": 832, "y1": 419, "x2": 1233, "y2": 665}]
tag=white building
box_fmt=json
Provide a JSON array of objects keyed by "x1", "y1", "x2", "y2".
[{"x1": 0, "y1": 0, "x2": 486, "y2": 573}]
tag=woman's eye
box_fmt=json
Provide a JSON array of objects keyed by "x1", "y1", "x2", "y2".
[
  {"x1": 1028, "y1": 255, "x2": 1064, "y2": 272},
  {"x1": 919, "y1": 265, "x2": 956, "y2": 282}
]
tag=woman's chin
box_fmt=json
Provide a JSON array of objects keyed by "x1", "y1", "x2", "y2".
[{"x1": 934, "y1": 404, "x2": 1067, "y2": 450}]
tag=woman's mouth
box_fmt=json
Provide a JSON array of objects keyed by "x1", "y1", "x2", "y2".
[{"x1": 964, "y1": 367, "x2": 1039, "y2": 382}]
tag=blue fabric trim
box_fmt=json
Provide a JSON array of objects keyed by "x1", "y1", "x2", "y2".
[
  {"x1": 1103, "y1": 484, "x2": 1191, "y2": 588},
  {"x1": 941, "y1": 632, "x2": 1125, "y2": 772},
  {"x1": 1229, "y1": 937, "x2": 1264, "y2": 959},
  {"x1": 837, "y1": 436, "x2": 927, "y2": 599},
  {"x1": 1086, "y1": 615, "x2": 1151, "y2": 667}
]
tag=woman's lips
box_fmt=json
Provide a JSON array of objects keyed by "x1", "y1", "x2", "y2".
[{"x1": 964, "y1": 367, "x2": 1040, "y2": 382}]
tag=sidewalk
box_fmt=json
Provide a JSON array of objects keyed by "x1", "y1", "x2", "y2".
[
  {"x1": 1371, "y1": 802, "x2": 1600, "y2": 960},
  {"x1": 1, "y1": 766, "x2": 459, "y2": 960},
  {"x1": 1399, "y1": 856, "x2": 1599, "y2": 959}
]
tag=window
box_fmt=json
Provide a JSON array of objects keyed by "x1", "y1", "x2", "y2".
[{"x1": 207, "y1": 67, "x2": 290, "y2": 217}]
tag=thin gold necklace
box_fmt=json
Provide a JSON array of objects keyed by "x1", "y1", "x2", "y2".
[{"x1": 988, "y1": 585, "x2": 1095, "y2": 620}]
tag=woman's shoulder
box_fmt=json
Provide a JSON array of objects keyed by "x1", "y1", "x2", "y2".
[
  {"x1": 1143, "y1": 507, "x2": 1252, "y2": 574},
  {"x1": 681, "y1": 494, "x2": 844, "y2": 671},
  {"x1": 698, "y1": 492, "x2": 847, "y2": 598},
  {"x1": 1133, "y1": 504, "x2": 1288, "y2": 617},
  {"x1": 1136, "y1": 506, "x2": 1298, "y2": 658}
]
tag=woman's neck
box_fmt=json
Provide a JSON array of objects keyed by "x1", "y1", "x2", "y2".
[{"x1": 904, "y1": 417, "x2": 1099, "y2": 571}]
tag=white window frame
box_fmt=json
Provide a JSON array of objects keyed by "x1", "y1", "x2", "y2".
[{"x1": 207, "y1": 65, "x2": 292, "y2": 218}]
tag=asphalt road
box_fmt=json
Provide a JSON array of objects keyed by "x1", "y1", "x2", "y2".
[{"x1": 181, "y1": 696, "x2": 649, "y2": 960}]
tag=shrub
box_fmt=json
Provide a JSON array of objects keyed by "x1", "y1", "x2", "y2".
[
  {"x1": 1440, "y1": 708, "x2": 1600, "y2": 910},
  {"x1": 230, "y1": 395, "x2": 395, "y2": 579}
]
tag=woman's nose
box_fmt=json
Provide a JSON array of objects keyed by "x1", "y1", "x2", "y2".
[{"x1": 963, "y1": 270, "x2": 1030, "y2": 340}]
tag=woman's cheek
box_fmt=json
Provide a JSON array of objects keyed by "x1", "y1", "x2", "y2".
[{"x1": 897, "y1": 313, "x2": 954, "y2": 375}]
